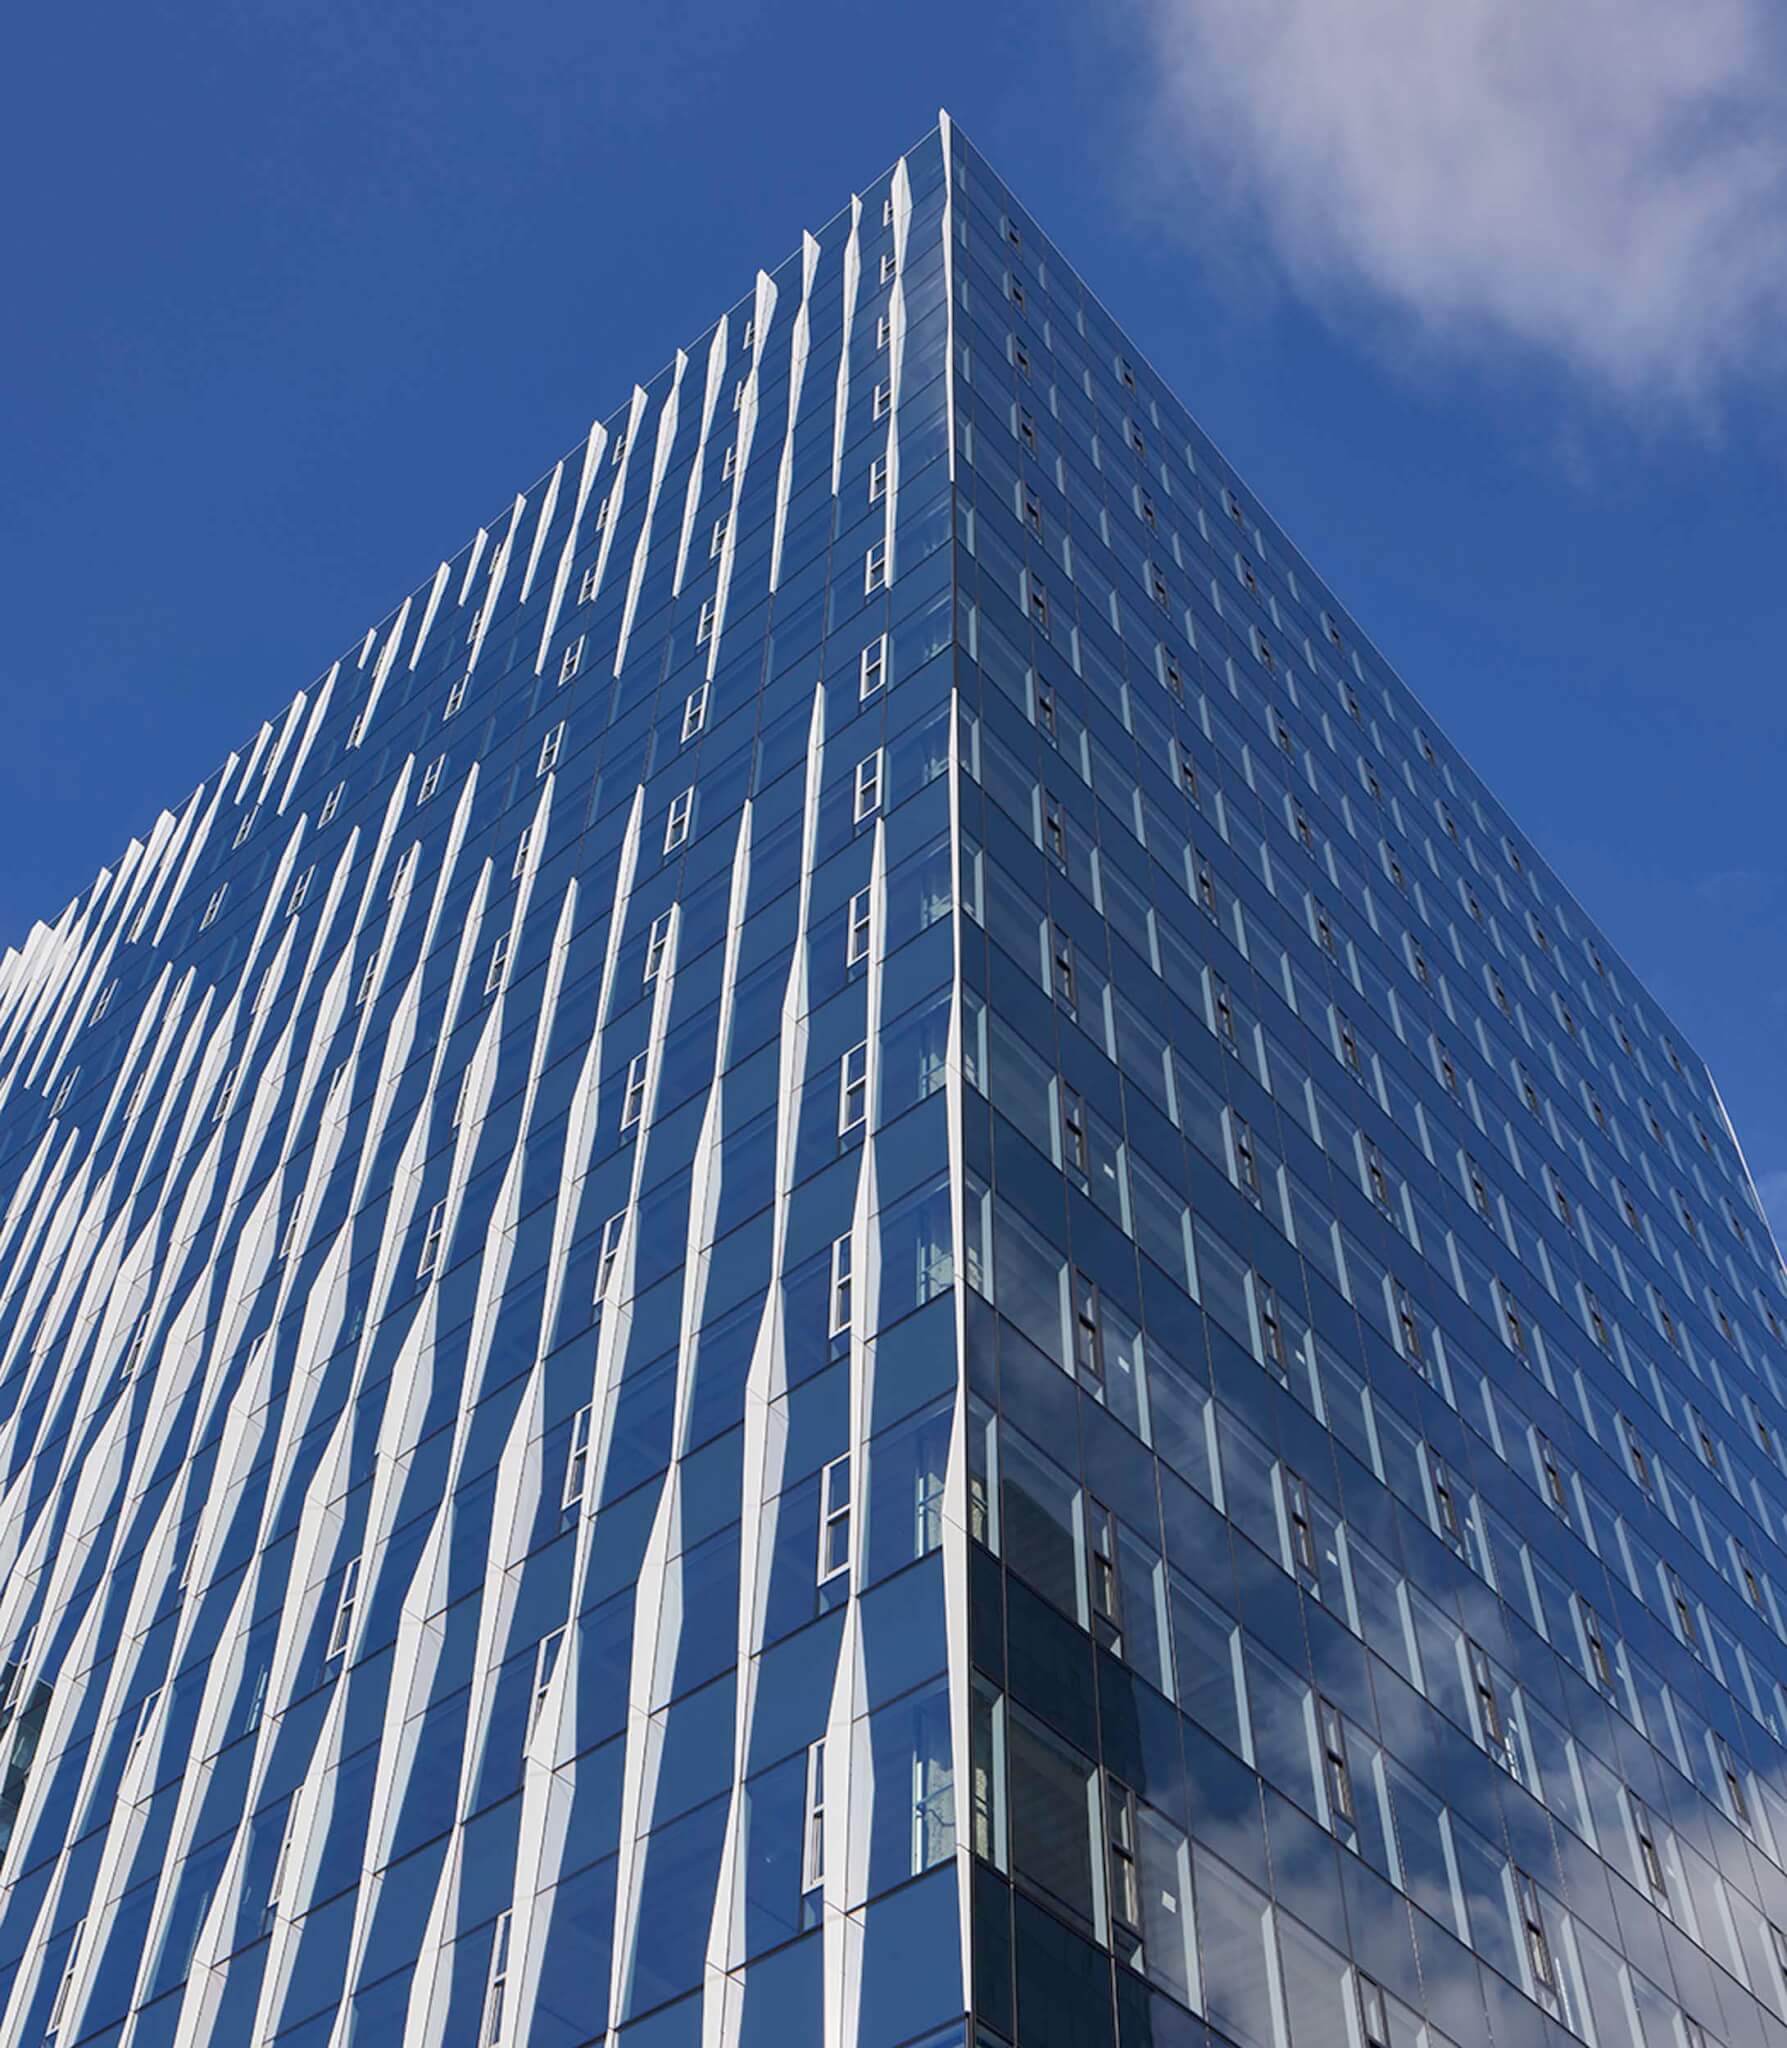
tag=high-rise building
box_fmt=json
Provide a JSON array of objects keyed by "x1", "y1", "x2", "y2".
[{"x1": 3, "y1": 109, "x2": 1786, "y2": 2048}]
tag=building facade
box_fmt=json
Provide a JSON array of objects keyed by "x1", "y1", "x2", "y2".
[{"x1": 3, "y1": 112, "x2": 1787, "y2": 2048}]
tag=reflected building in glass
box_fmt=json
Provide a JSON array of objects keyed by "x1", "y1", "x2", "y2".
[{"x1": 3, "y1": 111, "x2": 1787, "y2": 2048}]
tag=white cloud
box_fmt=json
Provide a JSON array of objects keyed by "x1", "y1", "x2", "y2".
[{"x1": 1138, "y1": 0, "x2": 1787, "y2": 398}]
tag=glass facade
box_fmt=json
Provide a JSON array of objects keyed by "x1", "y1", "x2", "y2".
[{"x1": 1, "y1": 112, "x2": 1784, "y2": 2048}]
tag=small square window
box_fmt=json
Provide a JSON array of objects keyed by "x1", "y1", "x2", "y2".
[
  {"x1": 710, "y1": 515, "x2": 729, "y2": 558},
  {"x1": 802, "y1": 1739, "x2": 827, "y2": 1893},
  {"x1": 45, "y1": 1922, "x2": 85, "y2": 2037},
  {"x1": 839, "y1": 1043, "x2": 868, "y2": 1133},
  {"x1": 417, "y1": 1198, "x2": 447, "y2": 1277},
  {"x1": 846, "y1": 888, "x2": 872, "y2": 967},
  {"x1": 511, "y1": 828, "x2": 533, "y2": 880},
  {"x1": 597, "y1": 1210, "x2": 627, "y2": 1296},
  {"x1": 869, "y1": 454, "x2": 888, "y2": 503},
  {"x1": 319, "y1": 781, "x2": 345, "y2": 825},
  {"x1": 529, "y1": 1628, "x2": 564, "y2": 1738},
  {"x1": 419, "y1": 756, "x2": 445, "y2": 803},
  {"x1": 537, "y1": 723, "x2": 564, "y2": 775},
  {"x1": 854, "y1": 751, "x2": 882, "y2": 822},
  {"x1": 1050, "y1": 925, "x2": 1076, "y2": 1005},
  {"x1": 664, "y1": 787, "x2": 693, "y2": 852},
  {"x1": 696, "y1": 597, "x2": 717, "y2": 645},
  {"x1": 444, "y1": 674, "x2": 469, "y2": 720},
  {"x1": 722, "y1": 443, "x2": 737, "y2": 482},
  {"x1": 484, "y1": 933, "x2": 510, "y2": 994},
  {"x1": 559, "y1": 634, "x2": 585, "y2": 684},
  {"x1": 682, "y1": 684, "x2": 709, "y2": 742},
  {"x1": 327, "y1": 1556, "x2": 361, "y2": 1663},
  {"x1": 288, "y1": 866, "x2": 314, "y2": 915},
  {"x1": 1074, "y1": 1276, "x2": 1105, "y2": 1384},
  {"x1": 577, "y1": 564, "x2": 599, "y2": 603},
  {"x1": 830, "y1": 1234, "x2": 853, "y2": 1336},
  {"x1": 563, "y1": 1404, "x2": 592, "y2": 1514},
  {"x1": 621, "y1": 1053, "x2": 648, "y2": 1130},
  {"x1": 1059, "y1": 1086, "x2": 1088, "y2": 1177},
  {"x1": 879, "y1": 251, "x2": 896, "y2": 285},
  {"x1": 876, "y1": 314, "x2": 890, "y2": 351},
  {"x1": 872, "y1": 381, "x2": 891, "y2": 420},
  {"x1": 859, "y1": 634, "x2": 887, "y2": 700},
  {"x1": 818, "y1": 1454, "x2": 852, "y2": 1579},
  {"x1": 483, "y1": 1908, "x2": 513, "y2": 2045},
  {"x1": 864, "y1": 541, "x2": 887, "y2": 593},
  {"x1": 644, "y1": 910, "x2": 674, "y2": 982}
]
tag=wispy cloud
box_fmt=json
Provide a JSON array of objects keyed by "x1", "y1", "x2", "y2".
[{"x1": 1138, "y1": 0, "x2": 1787, "y2": 399}]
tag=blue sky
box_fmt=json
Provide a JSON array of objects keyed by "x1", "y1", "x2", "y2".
[{"x1": 3, "y1": 0, "x2": 1784, "y2": 1226}]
